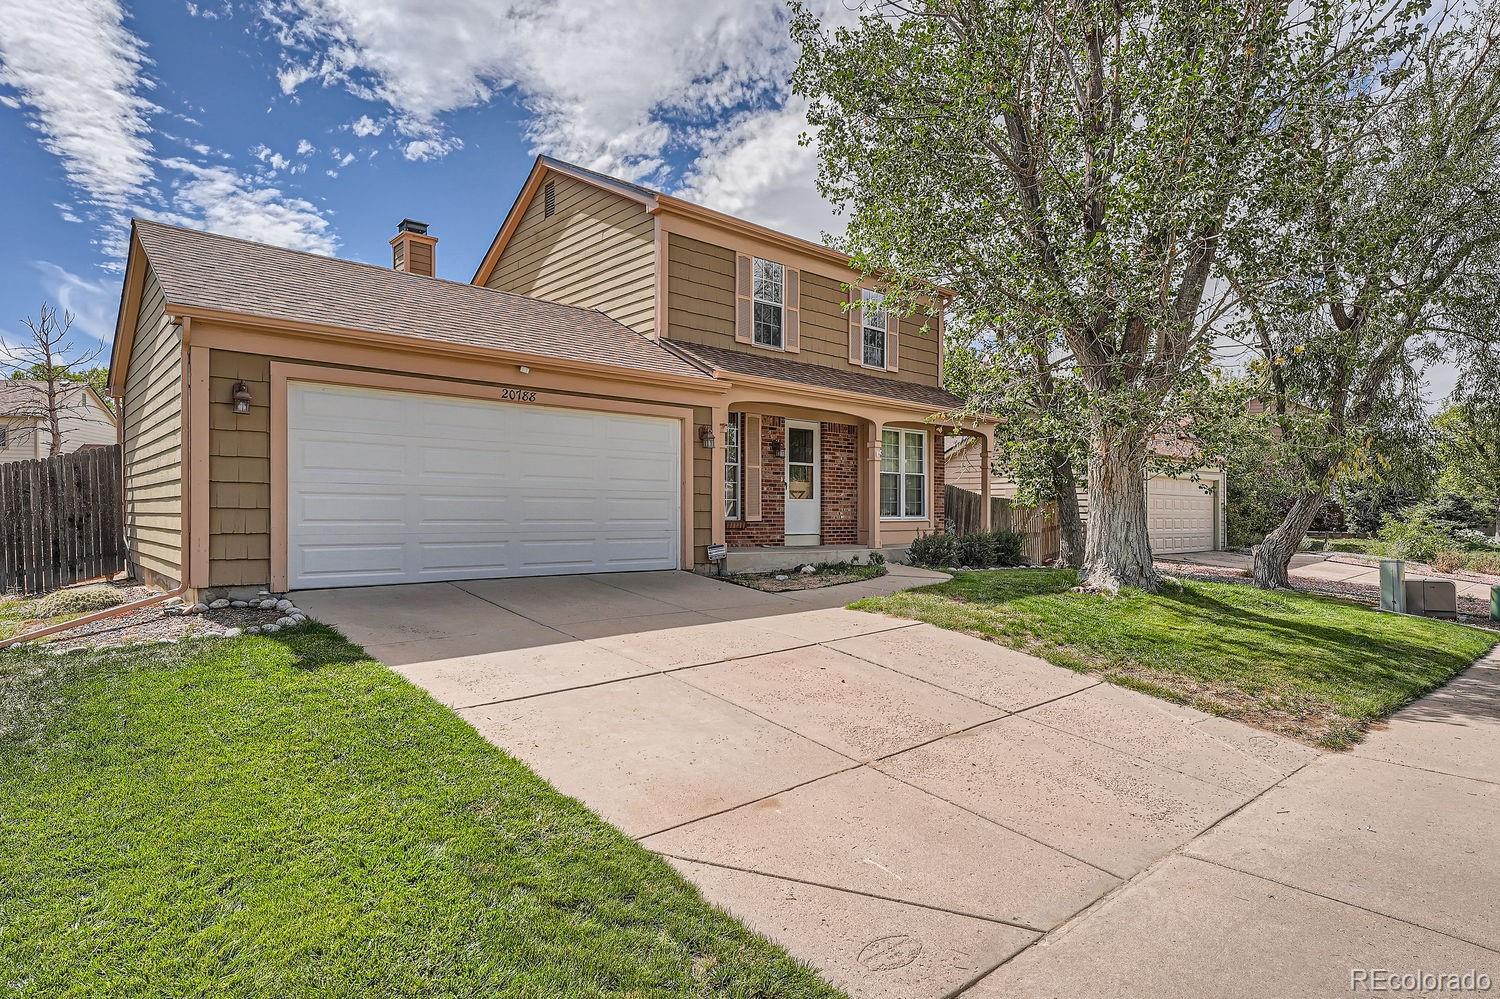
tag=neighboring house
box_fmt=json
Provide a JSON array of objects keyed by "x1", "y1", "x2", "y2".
[
  {"x1": 107, "y1": 156, "x2": 997, "y2": 595},
  {"x1": 0, "y1": 380, "x2": 117, "y2": 464},
  {"x1": 944, "y1": 436, "x2": 1227, "y2": 554}
]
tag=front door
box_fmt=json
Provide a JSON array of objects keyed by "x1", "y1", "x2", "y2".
[{"x1": 784, "y1": 420, "x2": 820, "y2": 546}]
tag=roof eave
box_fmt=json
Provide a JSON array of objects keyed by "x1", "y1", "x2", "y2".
[{"x1": 164, "y1": 303, "x2": 726, "y2": 393}]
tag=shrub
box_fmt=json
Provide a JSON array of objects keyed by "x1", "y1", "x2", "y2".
[
  {"x1": 1466, "y1": 551, "x2": 1500, "y2": 576},
  {"x1": 953, "y1": 532, "x2": 996, "y2": 568},
  {"x1": 869, "y1": 550, "x2": 886, "y2": 566},
  {"x1": 906, "y1": 531, "x2": 955, "y2": 567},
  {"x1": 35, "y1": 584, "x2": 124, "y2": 618},
  {"x1": 1430, "y1": 550, "x2": 1467, "y2": 573},
  {"x1": 991, "y1": 530, "x2": 1025, "y2": 566},
  {"x1": 1376, "y1": 511, "x2": 1457, "y2": 563}
]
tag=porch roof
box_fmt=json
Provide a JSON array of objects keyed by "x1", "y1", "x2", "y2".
[{"x1": 663, "y1": 341, "x2": 962, "y2": 410}]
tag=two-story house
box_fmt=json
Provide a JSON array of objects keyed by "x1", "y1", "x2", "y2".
[{"x1": 107, "y1": 156, "x2": 995, "y2": 597}]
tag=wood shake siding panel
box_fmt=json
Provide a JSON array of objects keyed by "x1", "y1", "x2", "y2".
[
  {"x1": 666, "y1": 233, "x2": 943, "y2": 389},
  {"x1": 486, "y1": 172, "x2": 656, "y2": 336},
  {"x1": 208, "y1": 350, "x2": 271, "y2": 587},
  {"x1": 122, "y1": 266, "x2": 184, "y2": 584}
]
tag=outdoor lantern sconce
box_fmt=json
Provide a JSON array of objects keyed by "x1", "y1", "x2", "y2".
[
  {"x1": 697, "y1": 425, "x2": 716, "y2": 449},
  {"x1": 769, "y1": 437, "x2": 785, "y2": 458},
  {"x1": 231, "y1": 380, "x2": 253, "y2": 415}
]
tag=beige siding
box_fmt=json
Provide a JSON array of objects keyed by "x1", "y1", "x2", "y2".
[
  {"x1": 208, "y1": 350, "x2": 272, "y2": 587},
  {"x1": 486, "y1": 172, "x2": 657, "y2": 336},
  {"x1": 123, "y1": 266, "x2": 184, "y2": 585},
  {"x1": 665, "y1": 233, "x2": 942, "y2": 388},
  {"x1": 55, "y1": 394, "x2": 118, "y2": 451},
  {"x1": 0, "y1": 416, "x2": 40, "y2": 463}
]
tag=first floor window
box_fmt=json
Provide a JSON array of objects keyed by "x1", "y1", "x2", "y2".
[
  {"x1": 862, "y1": 289, "x2": 887, "y2": 368},
  {"x1": 0, "y1": 427, "x2": 8, "y2": 450},
  {"x1": 752, "y1": 257, "x2": 784, "y2": 348},
  {"x1": 724, "y1": 414, "x2": 742, "y2": 519},
  {"x1": 880, "y1": 429, "x2": 927, "y2": 518}
]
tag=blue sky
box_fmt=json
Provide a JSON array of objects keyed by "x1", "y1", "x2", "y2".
[
  {"x1": 0, "y1": 0, "x2": 1461, "y2": 402},
  {"x1": 0, "y1": 0, "x2": 845, "y2": 362}
]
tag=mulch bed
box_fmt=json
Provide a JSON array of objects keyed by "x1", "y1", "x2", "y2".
[{"x1": 722, "y1": 564, "x2": 887, "y2": 592}]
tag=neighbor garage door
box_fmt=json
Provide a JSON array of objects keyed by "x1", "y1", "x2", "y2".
[
  {"x1": 286, "y1": 382, "x2": 679, "y2": 588},
  {"x1": 1147, "y1": 476, "x2": 1216, "y2": 554}
]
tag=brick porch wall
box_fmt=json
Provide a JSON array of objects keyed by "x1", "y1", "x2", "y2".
[
  {"x1": 726, "y1": 415, "x2": 785, "y2": 546},
  {"x1": 820, "y1": 422, "x2": 858, "y2": 544},
  {"x1": 933, "y1": 442, "x2": 946, "y2": 532}
]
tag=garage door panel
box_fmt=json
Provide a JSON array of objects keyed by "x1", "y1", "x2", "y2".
[
  {"x1": 288, "y1": 382, "x2": 679, "y2": 588},
  {"x1": 1148, "y1": 478, "x2": 1215, "y2": 554}
]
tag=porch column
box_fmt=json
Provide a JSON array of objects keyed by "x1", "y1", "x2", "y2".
[
  {"x1": 979, "y1": 430, "x2": 992, "y2": 532},
  {"x1": 865, "y1": 421, "x2": 884, "y2": 549},
  {"x1": 710, "y1": 404, "x2": 728, "y2": 547}
]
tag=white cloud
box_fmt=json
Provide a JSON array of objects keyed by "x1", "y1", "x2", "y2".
[
  {"x1": 349, "y1": 113, "x2": 383, "y2": 136},
  {"x1": 153, "y1": 158, "x2": 337, "y2": 255},
  {"x1": 403, "y1": 136, "x2": 460, "y2": 161},
  {"x1": 0, "y1": 0, "x2": 157, "y2": 208},
  {"x1": 33, "y1": 260, "x2": 118, "y2": 345},
  {"x1": 252, "y1": 144, "x2": 292, "y2": 171},
  {"x1": 296, "y1": 138, "x2": 315, "y2": 155},
  {"x1": 677, "y1": 99, "x2": 841, "y2": 244},
  {"x1": 261, "y1": 0, "x2": 803, "y2": 177}
]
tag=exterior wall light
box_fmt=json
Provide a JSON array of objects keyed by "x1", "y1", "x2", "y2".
[
  {"x1": 231, "y1": 380, "x2": 253, "y2": 415},
  {"x1": 697, "y1": 425, "x2": 716, "y2": 449}
]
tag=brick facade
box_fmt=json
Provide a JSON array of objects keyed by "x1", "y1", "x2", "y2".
[
  {"x1": 725, "y1": 415, "x2": 785, "y2": 547},
  {"x1": 933, "y1": 441, "x2": 946, "y2": 532},
  {"x1": 819, "y1": 422, "x2": 858, "y2": 544}
]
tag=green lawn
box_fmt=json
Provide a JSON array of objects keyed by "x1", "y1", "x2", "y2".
[
  {"x1": 0, "y1": 626, "x2": 843, "y2": 999},
  {"x1": 853, "y1": 570, "x2": 1496, "y2": 748}
]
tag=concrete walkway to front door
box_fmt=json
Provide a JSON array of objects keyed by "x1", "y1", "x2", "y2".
[{"x1": 294, "y1": 570, "x2": 1500, "y2": 998}]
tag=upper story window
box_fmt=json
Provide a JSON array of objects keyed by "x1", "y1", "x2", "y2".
[
  {"x1": 752, "y1": 258, "x2": 784, "y2": 349},
  {"x1": 862, "y1": 289, "x2": 887, "y2": 368}
]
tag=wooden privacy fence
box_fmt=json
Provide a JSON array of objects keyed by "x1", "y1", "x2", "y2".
[
  {"x1": 944, "y1": 484, "x2": 1062, "y2": 565},
  {"x1": 0, "y1": 445, "x2": 125, "y2": 594}
]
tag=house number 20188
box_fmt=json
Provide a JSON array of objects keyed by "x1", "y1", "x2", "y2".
[{"x1": 501, "y1": 388, "x2": 538, "y2": 402}]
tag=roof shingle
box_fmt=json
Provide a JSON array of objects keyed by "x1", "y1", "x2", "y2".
[
  {"x1": 132, "y1": 219, "x2": 711, "y2": 381},
  {"x1": 664, "y1": 341, "x2": 961, "y2": 410}
]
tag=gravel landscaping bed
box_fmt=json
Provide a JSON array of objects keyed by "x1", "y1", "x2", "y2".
[
  {"x1": 722, "y1": 561, "x2": 886, "y2": 592},
  {"x1": 3, "y1": 582, "x2": 315, "y2": 651}
]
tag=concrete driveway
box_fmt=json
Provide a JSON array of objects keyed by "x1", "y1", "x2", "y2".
[{"x1": 294, "y1": 569, "x2": 1500, "y2": 998}]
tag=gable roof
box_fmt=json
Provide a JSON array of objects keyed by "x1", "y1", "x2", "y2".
[
  {"x1": 470, "y1": 155, "x2": 958, "y2": 299},
  {"x1": 665, "y1": 341, "x2": 962, "y2": 410},
  {"x1": 125, "y1": 219, "x2": 712, "y2": 384},
  {"x1": 0, "y1": 379, "x2": 116, "y2": 423}
]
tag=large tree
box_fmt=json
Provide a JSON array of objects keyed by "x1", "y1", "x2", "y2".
[
  {"x1": 1435, "y1": 345, "x2": 1500, "y2": 536},
  {"x1": 791, "y1": 0, "x2": 1398, "y2": 591},
  {"x1": 1, "y1": 303, "x2": 102, "y2": 456},
  {"x1": 1233, "y1": 3, "x2": 1500, "y2": 587}
]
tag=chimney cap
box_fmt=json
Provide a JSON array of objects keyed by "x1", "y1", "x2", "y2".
[{"x1": 397, "y1": 218, "x2": 430, "y2": 235}]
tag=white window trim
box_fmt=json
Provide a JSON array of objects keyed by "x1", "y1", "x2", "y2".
[
  {"x1": 724, "y1": 413, "x2": 742, "y2": 520},
  {"x1": 880, "y1": 428, "x2": 929, "y2": 521},
  {"x1": 751, "y1": 257, "x2": 785, "y2": 350},
  {"x1": 860, "y1": 288, "x2": 887, "y2": 369}
]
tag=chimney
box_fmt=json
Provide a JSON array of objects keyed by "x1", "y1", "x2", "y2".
[{"x1": 390, "y1": 218, "x2": 437, "y2": 277}]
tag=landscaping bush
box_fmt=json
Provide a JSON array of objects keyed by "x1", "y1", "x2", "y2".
[
  {"x1": 992, "y1": 530, "x2": 1026, "y2": 566},
  {"x1": 1466, "y1": 551, "x2": 1500, "y2": 576},
  {"x1": 1430, "y1": 550, "x2": 1467, "y2": 573},
  {"x1": 1376, "y1": 511, "x2": 1458, "y2": 563},
  {"x1": 953, "y1": 532, "x2": 995, "y2": 568},
  {"x1": 906, "y1": 531, "x2": 955, "y2": 567},
  {"x1": 34, "y1": 584, "x2": 124, "y2": 618}
]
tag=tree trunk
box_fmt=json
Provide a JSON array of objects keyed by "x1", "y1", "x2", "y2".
[
  {"x1": 1252, "y1": 490, "x2": 1326, "y2": 589},
  {"x1": 1078, "y1": 429, "x2": 1158, "y2": 592},
  {"x1": 1051, "y1": 451, "x2": 1086, "y2": 568}
]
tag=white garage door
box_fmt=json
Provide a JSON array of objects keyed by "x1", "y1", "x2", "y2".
[
  {"x1": 286, "y1": 382, "x2": 679, "y2": 588},
  {"x1": 1147, "y1": 476, "x2": 1216, "y2": 554}
]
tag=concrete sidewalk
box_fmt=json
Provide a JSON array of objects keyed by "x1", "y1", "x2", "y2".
[{"x1": 967, "y1": 649, "x2": 1500, "y2": 997}]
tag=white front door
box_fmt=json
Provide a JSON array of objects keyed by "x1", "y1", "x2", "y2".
[
  {"x1": 286, "y1": 381, "x2": 680, "y2": 588},
  {"x1": 784, "y1": 420, "x2": 820, "y2": 546}
]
